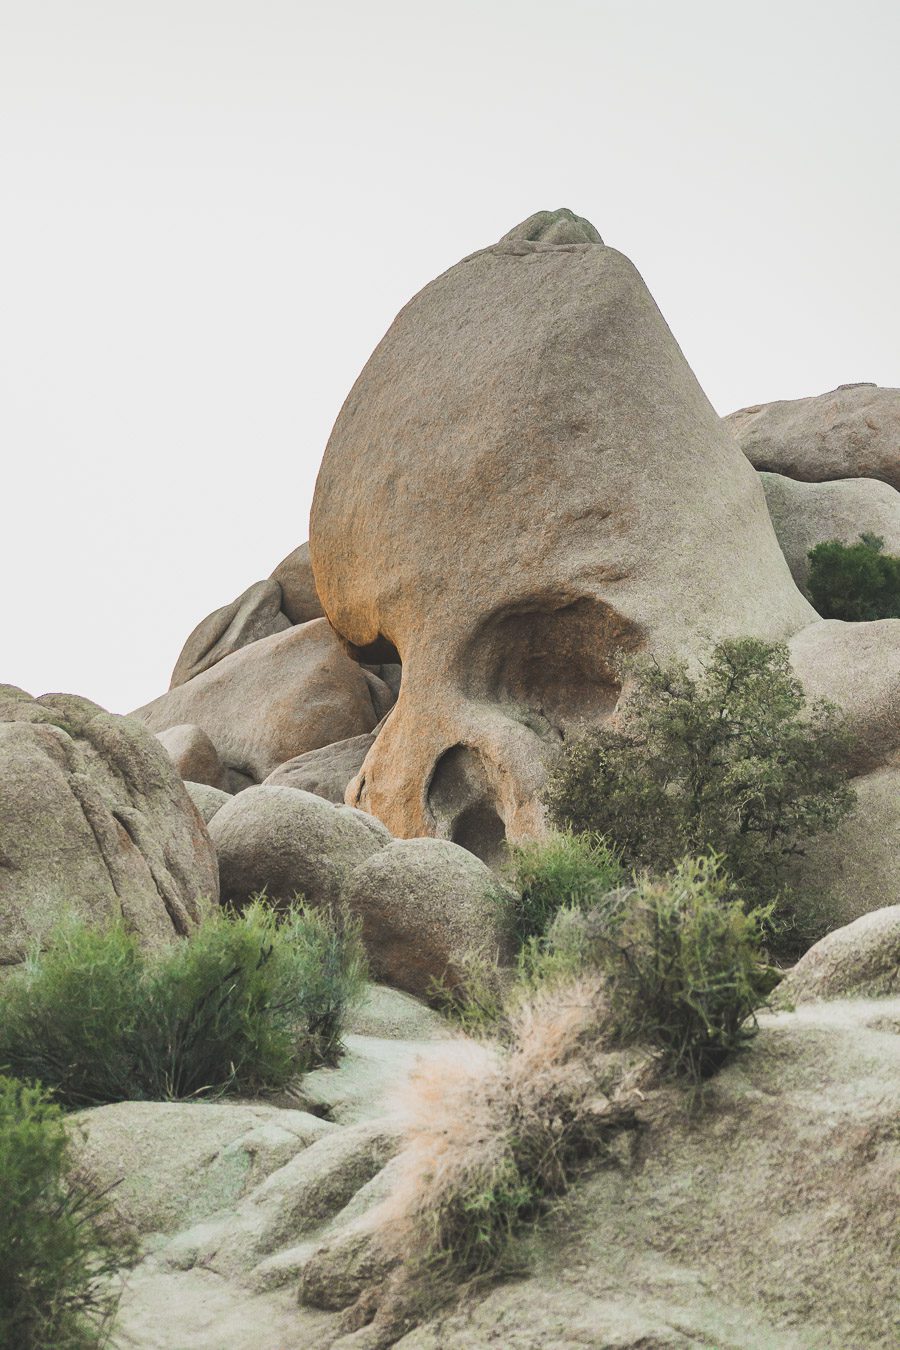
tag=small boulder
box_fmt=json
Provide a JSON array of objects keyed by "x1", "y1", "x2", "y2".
[
  {"x1": 774, "y1": 907, "x2": 900, "y2": 1006},
  {"x1": 263, "y1": 733, "x2": 376, "y2": 804},
  {"x1": 170, "y1": 579, "x2": 291, "y2": 689},
  {"x1": 0, "y1": 688, "x2": 217, "y2": 964},
  {"x1": 134, "y1": 620, "x2": 378, "y2": 785},
  {"x1": 270, "y1": 541, "x2": 325, "y2": 626},
  {"x1": 210, "y1": 784, "x2": 390, "y2": 909},
  {"x1": 728, "y1": 383, "x2": 900, "y2": 493},
  {"x1": 185, "y1": 781, "x2": 231, "y2": 824},
  {"x1": 760, "y1": 471, "x2": 900, "y2": 594},
  {"x1": 343, "y1": 838, "x2": 514, "y2": 999},
  {"x1": 155, "y1": 723, "x2": 227, "y2": 789}
]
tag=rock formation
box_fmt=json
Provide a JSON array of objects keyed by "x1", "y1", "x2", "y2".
[
  {"x1": 728, "y1": 383, "x2": 900, "y2": 491},
  {"x1": 0, "y1": 686, "x2": 216, "y2": 964}
]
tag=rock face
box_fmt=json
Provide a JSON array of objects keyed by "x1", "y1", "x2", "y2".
[
  {"x1": 269, "y1": 541, "x2": 325, "y2": 626},
  {"x1": 210, "y1": 785, "x2": 390, "y2": 909},
  {"x1": 774, "y1": 907, "x2": 900, "y2": 1006},
  {"x1": 761, "y1": 470, "x2": 900, "y2": 594},
  {"x1": 343, "y1": 838, "x2": 514, "y2": 998},
  {"x1": 309, "y1": 208, "x2": 815, "y2": 849},
  {"x1": 185, "y1": 781, "x2": 231, "y2": 824},
  {"x1": 156, "y1": 723, "x2": 227, "y2": 790},
  {"x1": 169, "y1": 580, "x2": 291, "y2": 689},
  {"x1": 0, "y1": 687, "x2": 217, "y2": 964},
  {"x1": 262, "y1": 733, "x2": 376, "y2": 804},
  {"x1": 134, "y1": 620, "x2": 379, "y2": 786},
  {"x1": 728, "y1": 384, "x2": 900, "y2": 492}
]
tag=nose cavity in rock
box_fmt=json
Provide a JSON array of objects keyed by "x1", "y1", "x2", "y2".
[{"x1": 428, "y1": 746, "x2": 508, "y2": 869}]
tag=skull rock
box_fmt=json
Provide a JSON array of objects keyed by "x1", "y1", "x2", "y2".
[{"x1": 308, "y1": 209, "x2": 818, "y2": 858}]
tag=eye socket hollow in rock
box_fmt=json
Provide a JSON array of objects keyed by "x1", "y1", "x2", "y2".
[{"x1": 428, "y1": 744, "x2": 508, "y2": 869}]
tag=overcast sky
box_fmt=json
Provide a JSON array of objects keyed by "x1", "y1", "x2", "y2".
[{"x1": 2, "y1": 1, "x2": 898, "y2": 712}]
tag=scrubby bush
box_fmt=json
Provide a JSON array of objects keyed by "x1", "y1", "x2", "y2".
[
  {"x1": 0, "y1": 1076, "x2": 124, "y2": 1348},
  {"x1": 504, "y1": 830, "x2": 623, "y2": 943},
  {"x1": 808, "y1": 532, "x2": 900, "y2": 621},
  {"x1": 544, "y1": 637, "x2": 855, "y2": 923},
  {"x1": 390, "y1": 976, "x2": 645, "y2": 1279},
  {"x1": 0, "y1": 900, "x2": 367, "y2": 1108},
  {"x1": 585, "y1": 855, "x2": 778, "y2": 1081}
]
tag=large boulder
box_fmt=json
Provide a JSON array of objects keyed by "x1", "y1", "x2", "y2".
[
  {"x1": 170, "y1": 580, "x2": 291, "y2": 689},
  {"x1": 134, "y1": 620, "x2": 379, "y2": 785},
  {"x1": 185, "y1": 781, "x2": 231, "y2": 824},
  {"x1": 263, "y1": 733, "x2": 376, "y2": 804},
  {"x1": 728, "y1": 383, "x2": 900, "y2": 492},
  {"x1": 309, "y1": 208, "x2": 815, "y2": 848},
  {"x1": 0, "y1": 687, "x2": 217, "y2": 963},
  {"x1": 760, "y1": 471, "x2": 900, "y2": 594},
  {"x1": 210, "y1": 784, "x2": 390, "y2": 909},
  {"x1": 269, "y1": 541, "x2": 325, "y2": 626},
  {"x1": 156, "y1": 723, "x2": 228, "y2": 790},
  {"x1": 774, "y1": 906, "x2": 900, "y2": 1006},
  {"x1": 342, "y1": 837, "x2": 514, "y2": 998}
]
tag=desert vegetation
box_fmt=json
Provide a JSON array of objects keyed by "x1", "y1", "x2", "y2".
[
  {"x1": 0, "y1": 898, "x2": 366, "y2": 1109},
  {"x1": 0, "y1": 1076, "x2": 126, "y2": 1349},
  {"x1": 807, "y1": 532, "x2": 900, "y2": 620}
]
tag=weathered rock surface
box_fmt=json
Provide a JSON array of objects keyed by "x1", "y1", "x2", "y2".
[
  {"x1": 0, "y1": 687, "x2": 216, "y2": 964},
  {"x1": 263, "y1": 733, "x2": 376, "y2": 804},
  {"x1": 343, "y1": 837, "x2": 514, "y2": 998},
  {"x1": 169, "y1": 580, "x2": 292, "y2": 689},
  {"x1": 270, "y1": 541, "x2": 325, "y2": 625},
  {"x1": 728, "y1": 383, "x2": 900, "y2": 492},
  {"x1": 761, "y1": 470, "x2": 900, "y2": 593},
  {"x1": 134, "y1": 620, "x2": 378, "y2": 785},
  {"x1": 310, "y1": 208, "x2": 814, "y2": 849},
  {"x1": 185, "y1": 781, "x2": 231, "y2": 824},
  {"x1": 210, "y1": 784, "x2": 389, "y2": 909},
  {"x1": 774, "y1": 907, "x2": 900, "y2": 1006},
  {"x1": 155, "y1": 723, "x2": 227, "y2": 790}
]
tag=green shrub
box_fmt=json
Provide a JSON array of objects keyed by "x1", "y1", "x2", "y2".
[
  {"x1": 0, "y1": 1076, "x2": 124, "y2": 1348},
  {"x1": 544, "y1": 637, "x2": 855, "y2": 926},
  {"x1": 0, "y1": 900, "x2": 367, "y2": 1108},
  {"x1": 504, "y1": 831, "x2": 624, "y2": 943},
  {"x1": 807, "y1": 533, "x2": 900, "y2": 621},
  {"x1": 588, "y1": 855, "x2": 779, "y2": 1081}
]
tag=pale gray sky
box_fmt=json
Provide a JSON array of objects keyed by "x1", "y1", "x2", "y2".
[{"x1": 2, "y1": 0, "x2": 898, "y2": 712}]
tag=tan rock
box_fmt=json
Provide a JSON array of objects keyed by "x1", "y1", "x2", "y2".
[
  {"x1": 342, "y1": 837, "x2": 514, "y2": 999},
  {"x1": 156, "y1": 723, "x2": 227, "y2": 790},
  {"x1": 263, "y1": 733, "x2": 376, "y2": 804},
  {"x1": 774, "y1": 906, "x2": 900, "y2": 1006},
  {"x1": 170, "y1": 580, "x2": 291, "y2": 689},
  {"x1": 0, "y1": 687, "x2": 217, "y2": 963},
  {"x1": 760, "y1": 471, "x2": 900, "y2": 593},
  {"x1": 309, "y1": 209, "x2": 814, "y2": 850},
  {"x1": 270, "y1": 541, "x2": 325, "y2": 625},
  {"x1": 134, "y1": 620, "x2": 378, "y2": 785},
  {"x1": 210, "y1": 784, "x2": 390, "y2": 909},
  {"x1": 728, "y1": 383, "x2": 900, "y2": 491}
]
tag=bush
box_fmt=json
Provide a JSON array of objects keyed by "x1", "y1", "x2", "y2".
[
  {"x1": 0, "y1": 1076, "x2": 124, "y2": 1348},
  {"x1": 389, "y1": 976, "x2": 645, "y2": 1279},
  {"x1": 807, "y1": 533, "x2": 900, "y2": 621},
  {"x1": 504, "y1": 831, "x2": 623, "y2": 943},
  {"x1": 544, "y1": 637, "x2": 855, "y2": 924},
  {"x1": 0, "y1": 900, "x2": 367, "y2": 1108},
  {"x1": 587, "y1": 855, "x2": 779, "y2": 1081}
]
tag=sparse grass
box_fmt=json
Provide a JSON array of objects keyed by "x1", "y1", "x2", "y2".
[
  {"x1": 0, "y1": 1076, "x2": 126, "y2": 1349},
  {"x1": 0, "y1": 899, "x2": 367, "y2": 1108},
  {"x1": 504, "y1": 831, "x2": 624, "y2": 943}
]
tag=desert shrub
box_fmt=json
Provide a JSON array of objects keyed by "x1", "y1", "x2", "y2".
[
  {"x1": 586, "y1": 855, "x2": 779, "y2": 1081},
  {"x1": 544, "y1": 637, "x2": 855, "y2": 922},
  {"x1": 0, "y1": 900, "x2": 367, "y2": 1108},
  {"x1": 504, "y1": 830, "x2": 623, "y2": 943},
  {"x1": 389, "y1": 975, "x2": 645, "y2": 1279},
  {"x1": 0, "y1": 1076, "x2": 124, "y2": 1348},
  {"x1": 807, "y1": 533, "x2": 900, "y2": 621}
]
